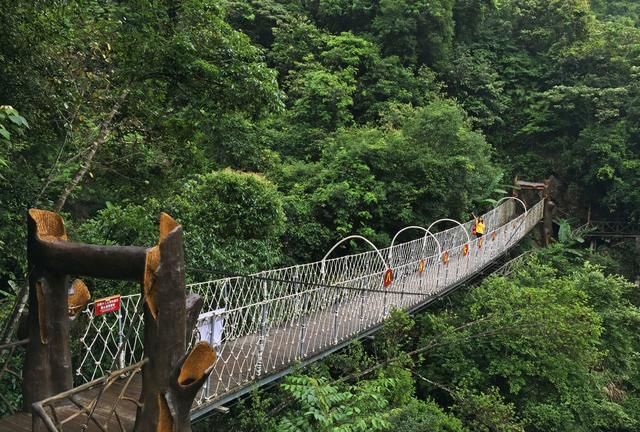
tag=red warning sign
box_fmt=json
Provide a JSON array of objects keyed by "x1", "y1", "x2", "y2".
[
  {"x1": 94, "y1": 295, "x2": 121, "y2": 316},
  {"x1": 383, "y1": 268, "x2": 394, "y2": 287},
  {"x1": 462, "y1": 244, "x2": 469, "y2": 256},
  {"x1": 442, "y1": 251, "x2": 449, "y2": 264},
  {"x1": 418, "y1": 259, "x2": 426, "y2": 274}
]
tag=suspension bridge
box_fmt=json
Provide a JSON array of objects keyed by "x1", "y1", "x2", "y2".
[{"x1": 0, "y1": 197, "x2": 545, "y2": 431}]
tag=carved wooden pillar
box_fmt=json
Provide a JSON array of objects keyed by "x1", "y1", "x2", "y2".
[
  {"x1": 635, "y1": 236, "x2": 640, "y2": 278},
  {"x1": 23, "y1": 210, "x2": 73, "y2": 409},
  {"x1": 543, "y1": 178, "x2": 557, "y2": 247},
  {"x1": 134, "y1": 214, "x2": 216, "y2": 432}
]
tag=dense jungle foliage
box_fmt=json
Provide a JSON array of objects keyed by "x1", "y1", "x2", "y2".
[{"x1": 1, "y1": 0, "x2": 639, "y2": 430}]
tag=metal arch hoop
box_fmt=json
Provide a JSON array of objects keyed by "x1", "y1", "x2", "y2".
[
  {"x1": 494, "y1": 196, "x2": 527, "y2": 214},
  {"x1": 387, "y1": 226, "x2": 442, "y2": 260},
  {"x1": 426, "y1": 218, "x2": 471, "y2": 244},
  {"x1": 321, "y1": 235, "x2": 388, "y2": 275}
]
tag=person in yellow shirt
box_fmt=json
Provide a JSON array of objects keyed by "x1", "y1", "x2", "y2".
[{"x1": 475, "y1": 217, "x2": 485, "y2": 238}]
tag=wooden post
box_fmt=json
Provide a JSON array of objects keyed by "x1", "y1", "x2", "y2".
[
  {"x1": 542, "y1": 200, "x2": 555, "y2": 247},
  {"x1": 23, "y1": 210, "x2": 73, "y2": 409},
  {"x1": 635, "y1": 236, "x2": 640, "y2": 277},
  {"x1": 134, "y1": 214, "x2": 216, "y2": 432}
]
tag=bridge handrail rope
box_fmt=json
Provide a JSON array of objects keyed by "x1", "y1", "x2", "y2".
[
  {"x1": 77, "y1": 200, "x2": 538, "y2": 367},
  {"x1": 76, "y1": 293, "x2": 144, "y2": 382},
  {"x1": 388, "y1": 227, "x2": 442, "y2": 262},
  {"x1": 494, "y1": 196, "x2": 527, "y2": 214},
  {"x1": 190, "y1": 268, "x2": 439, "y2": 299},
  {"x1": 585, "y1": 220, "x2": 640, "y2": 237},
  {"x1": 426, "y1": 218, "x2": 471, "y2": 245},
  {"x1": 320, "y1": 235, "x2": 389, "y2": 276},
  {"x1": 255, "y1": 200, "x2": 507, "y2": 286},
  {"x1": 71, "y1": 198, "x2": 545, "y2": 417},
  {"x1": 78, "y1": 276, "x2": 150, "y2": 431}
]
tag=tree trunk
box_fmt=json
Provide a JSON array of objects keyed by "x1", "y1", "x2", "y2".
[{"x1": 54, "y1": 90, "x2": 129, "y2": 212}]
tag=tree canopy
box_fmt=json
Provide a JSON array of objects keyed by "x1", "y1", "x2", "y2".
[{"x1": 1, "y1": 0, "x2": 640, "y2": 428}]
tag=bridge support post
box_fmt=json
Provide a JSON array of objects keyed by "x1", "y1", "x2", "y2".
[
  {"x1": 382, "y1": 286, "x2": 389, "y2": 318},
  {"x1": 442, "y1": 258, "x2": 449, "y2": 291},
  {"x1": 298, "y1": 290, "x2": 309, "y2": 359},
  {"x1": 118, "y1": 309, "x2": 126, "y2": 370},
  {"x1": 453, "y1": 250, "x2": 462, "y2": 284},
  {"x1": 358, "y1": 284, "x2": 366, "y2": 324},
  {"x1": 434, "y1": 260, "x2": 441, "y2": 296},
  {"x1": 21, "y1": 210, "x2": 215, "y2": 430},
  {"x1": 400, "y1": 271, "x2": 406, "y2": 307},
  {"x1": 332, "y1": 289, "x2": 341, "y2": 343},
  {"x1": 255, "y1": 281, "x2": 269, "y2": 377},
  {"x1": 542, "y1": 199, "x2": 555, "y2": 247}
]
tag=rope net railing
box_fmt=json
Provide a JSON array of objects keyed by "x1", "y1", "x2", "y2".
[
  {"x1": 71, "y1": 199, "x2": 543, "y2": 412},
  {"x1": 73, "y1": 294, "x2": 144, "y2": 383}
]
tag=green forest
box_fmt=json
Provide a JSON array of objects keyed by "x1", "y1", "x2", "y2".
[{"x1": 1, "y1": 0, "x2": 640, "y2": 430}]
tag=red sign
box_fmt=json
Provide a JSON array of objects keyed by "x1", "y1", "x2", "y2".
[
  {"x1": 418, "y1": 259, "x2": 425, "y2": 274},
  {"x1": 462, "y1": 244, "x2": 469, "y2": 256},
  {"x1": 94, "y1": 295, "x2": 121, "y2": 316},
  {"x1": 383, "y1": 268, "x2": 394, "y2": 287}
]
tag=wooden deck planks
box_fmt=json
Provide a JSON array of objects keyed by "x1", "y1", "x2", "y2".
[{"x1": 0, "y1": 412, "x2": 31, "y2": 432}]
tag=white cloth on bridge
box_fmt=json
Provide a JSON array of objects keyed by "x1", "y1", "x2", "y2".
[{"x1": 197, "y1": 308, "x2": 226, "y2": 349}]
